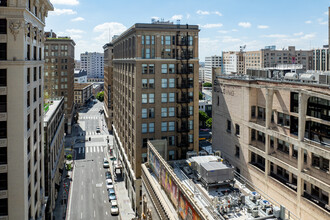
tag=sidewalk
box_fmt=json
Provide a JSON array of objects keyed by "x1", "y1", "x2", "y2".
[{"x1": 107, "y1": 149, "x2": 136, "y2": 220}]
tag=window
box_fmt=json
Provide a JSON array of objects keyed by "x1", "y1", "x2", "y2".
[
  {"x1": 146, "y1": 36, "x2": 150, "y2": 45},
  {"x1": 0, "y1": 121, "x2": 6, "y2": 138},
  {"x1": 189, "y1": 134, "x2": 193, "y2": 143},
  {"x1": 169, "y1": 64, "x2": 175, "y2": 73},
  {"x1": 251, "y1": 106, "x2": 256, "y2": 118},
  {"x1": 284, "y1": 114, "x2": 290, "y2": 127},
  {"x1": 146, "y1": 48, "x2": 150, "y2": 59},
  {"x1": 149, "y1": 64, "x2": 154, "y2": 74},
  {"x1": 33, "y1": 88, "x2": 36, "y2": 102},
  {"x1": 142, "y1": 64, "x2": 148, "y2": 74},
  {"x1": 165, "y1": 36, "x2": 171, "y2": 45},
  {"x1": 169, "y1": 107, "x2": 175, "y2": 117},
  {"x1": 0, "y1": 43, "x2": 6, "y2": 60},
  {"x1": 161, "y1": 93, "x2": 167, "y2": 103},
  {"x1": 169, "y1": 150, "x2": 175, "y2": 160},
  {"x1": 189, "y1": 106, "x2": 193, "y2": 115},
  {"x1": 27, "y1": 91, "x2": 30, "y2": 107},
  {"x1": 235, "y1": 146, "x2": 240, "y2": 158},
  {"x1": 257, "y1": 131, "x2": 265, "y2": 144},
  {"x1": 161, "y1": 108, "x2": 167, "y2": 117},
  {"x1": 142, "y1": 123, "x2": 147, "y2": 133},
  {"x1": 33, "y1": 67, "x2": 37, "y2": 81},
  {"x1": 169, "y1": 122, "x2": 175, "y2": 131},
  {"x1": 169, "y1": 78, "x2": 175, "y2": 88},
  {"x1": 27, "y1": 68, "x2": 30, "y2": 84},
  {"x1": 169, "y1": 93, "x2": 175, "y2": 102},
  {"x1": 141, "y1": 36, "x2": 144, "y2": 44},
  {"x1": 149, "y1": 79, "x2": 154, "y2": 88},
  {"x1": 0, "y1": 19, "x2": 6, "y2": 34},
  {"x1": 227, "y1": 120, "x2": 231, "y2": 132},
  {"x1": 149, "y1": 123, "x2": 154, "y2": 133},
  {"x1": 169, "y1": 136, "x2": 175, "y2": 146},
  {"x1": 149, "y1": 93, "x2": 154, "y2": 103},
  {"x1": 257, "y1": 107, "x2": 265, "y2": 120},
  {"x1": 278, "y1": 112, "x2": 284, "y2": 125},
  {"x1": 142, "y1": 138, "x2": 148, "y2": 148},
  {"x1": 33, "y1": 108, "x2": 36, "y2": 123},
  {"x1": 148, "y1": 108, "x2": 155, "y2": 118},
  {"x1": 142, "y1": 94, "x2": 147, "y2": 103},
  {"x1": 161, "y1": 122, "x2": 167, "y2": 132},
  {"x1": 161, "y1": 79, "x2": 167, "y2": 88},
  {"x1": 38, "y1": 66, "x2": 41, "y2": 79},
  {"x1": 161, "y1": 64, "x2": 167, "y2": 73},
  {"x1": 189, "y1": 120, "x2": 193, "y2": 130},
  {"x1": 142, "y1": 79, "x2": 148, "y2": 89},
  {"x1": 235, "y1": 124, "x2": 240, "y2": 135},
  {"x1": 27, "y1": 114, "x2": 30, "y2": 130},
  {"x1": 142, "y1": 109, "x2": 147, "y2": 118}
]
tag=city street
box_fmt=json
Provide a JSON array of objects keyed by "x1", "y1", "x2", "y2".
[{"x1": 67, "y1": 100, "x2": 117, "y2": 220}]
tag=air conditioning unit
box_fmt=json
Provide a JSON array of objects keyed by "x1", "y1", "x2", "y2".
[{"x1": 215, "y1": 151, "x2": 222, "y2": 157}]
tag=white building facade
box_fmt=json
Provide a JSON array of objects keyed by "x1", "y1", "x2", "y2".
[
  {"x1": 80, "y1": 52, "x2": 104, "y2": 79},
  {"x1": 204, "y1": 56, "x2": 221, "y2": 83}
]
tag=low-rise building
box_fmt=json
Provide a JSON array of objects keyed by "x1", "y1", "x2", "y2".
[
  {"x1": 43, "y1": 98, "x2": 65, "y2": 219},
  {"x1": 212, "y1": 69, "x2": 330, "y2": 220},
  {"x1": 205, "y1": 56, "x2": 222, "y2": 83},
  {"x1": 222, "y1": 51, "x2": 245, "y2": 75},
  {"x1": 74, "y1": 83, "x2": 93, "y2": 107},
  {"x1": 199, "y1": 100, "x2": 212, "y2": 118},
  {"x1": 74, "y1": 69, "x2": 87, "y2": 83}
]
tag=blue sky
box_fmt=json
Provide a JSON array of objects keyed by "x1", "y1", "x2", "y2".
[{"x1": 46, "y1": 0, "x2": 329, "y2": 60}]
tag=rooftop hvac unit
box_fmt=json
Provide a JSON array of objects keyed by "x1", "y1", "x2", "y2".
[
  {"x1": 252, "y1": 208, "x2": 259, "y2": 218},
  {"x1": 300, "y1": 74, "x2": 316, "y2": 81},
  {"x1": 215, "y1": 151, "x2": 222, "y2": 157},
  {"x1": 284, "y1": 72, "x2": 298, "y2": 80},
  {"x1": 319, "y1": 74, "x2": 330, "y2": 85},
  {"x1": 250, "y1": 192, "x2": 261, "y2": 201}
]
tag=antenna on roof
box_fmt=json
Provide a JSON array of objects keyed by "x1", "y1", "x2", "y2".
[{"x1": 239, "y1": 45, "x2": 246, "y2": 52}]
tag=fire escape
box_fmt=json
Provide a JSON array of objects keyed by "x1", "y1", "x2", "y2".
[{"x1": 176, "y1": 25, "x2": 193, "y2": 157}]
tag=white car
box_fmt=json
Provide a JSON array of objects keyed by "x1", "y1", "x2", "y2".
[
  {"x1": 110, "y1": 200, "x2": 119, "y2": 215},
  {"x1": 106, "y1": 179, "x2": 114, "y2": 189},
  {"x1": 103, "y1": 158, "x2": 109, "y2": 168}
]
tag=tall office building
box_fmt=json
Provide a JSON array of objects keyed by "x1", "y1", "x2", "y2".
[
  {"x1": 44, "y1": 34, "x2": 75, "y2": 134},
  {"x1": 80, "y1": 52, "x2": 104, "y2": 81},
  {"x1": 103, "y1": 43, "x2": 114, "y2": 130},
  {"x1": 43, "y1": 98, "x2": 65, "y2": 220},
  {"x1": 244, "y1": 46, "x2": 313, "y2": 73},
  {"x1": 108, "y1": 22, "x2": 199, "y2": 214},
  {"x1": 312, "y1": 47, "x2": 329, "y2": 71},
  {"x1": 204, "y1": 55, "x2": 221, "y2": 83},
  {"x1": 0, "y1": 1, "x2": 53, "y2": 219},
  {"x1": 213, "y1": 70, "x2": 330, "y2": 220},
  {"x1": 222, "y1": 51, "x2": 245, "y2": 75}
]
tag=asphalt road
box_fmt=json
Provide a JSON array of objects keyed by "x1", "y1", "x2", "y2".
[{"x1": 67, "y1": 100, "x2": 117, "y2": 220}]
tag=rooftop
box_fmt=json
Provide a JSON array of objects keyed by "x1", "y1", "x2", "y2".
[
  {"x1": 44, "y1": 98, "x2": 63, "y2": 123},
  {"x1": 74, "y1": 83, "x2": 92, "y2": 90}
]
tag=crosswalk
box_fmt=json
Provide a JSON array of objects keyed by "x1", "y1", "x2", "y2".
[
  {"x1": 86, "y1": 131, "x2": 104, "y2": 136},
  {"x1": 77, "y1": 145, "x2": 106, "y2": 154},
  {"x1": 79, "y1": 116, "x2": 100, "y2": 120}
]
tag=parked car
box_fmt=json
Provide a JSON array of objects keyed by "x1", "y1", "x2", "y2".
[
  {"x1": 105, "y1": 171, "x2": 112, "y2": 179},
  {"x1": 96, "y1": 126, "x2": 101, "y2": 133},
  {"x1": 103, "y1": 158, "x2": 109, "y2": 168},
  {"x1": 108, "y1": 191, "x2": 116, "y2": 201},
  {"x1": 110, "y1": 200, "x2": 119, "y2": 215},
  {"x1": 108, "y1": 188, "x2": 115, "y2": 194},
  {"x1": 106, "y1": 179, "x2": 114, "y2": 190}
]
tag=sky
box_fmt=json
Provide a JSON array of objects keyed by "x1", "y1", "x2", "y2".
[{"x1": 46, "y1": 0, "x2": 330, "y2": 61}]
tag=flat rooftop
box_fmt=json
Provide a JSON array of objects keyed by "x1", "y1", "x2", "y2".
[
  {"x1": 44, "y1": 98, "x2": 63, "y2": 123},
  {"x1": 74, "y1": 83, "x2": 92, "y2": 90}
]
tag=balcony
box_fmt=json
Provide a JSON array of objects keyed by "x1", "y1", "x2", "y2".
[
  {"x1": 177, "y1": 112, "x2": 189, "y2": 118},
  {"x1": 177, "y1": 97, "x2": 190, "y2": 103}
]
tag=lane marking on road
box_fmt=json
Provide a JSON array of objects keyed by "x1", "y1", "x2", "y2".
[
  {"x1": 81, "y1": 212, "x2": 82, "y2": 219},
  {"x1": 97, "y1": 146, "x2": 99, "y2": 153},
  {"x1": 93, "y1": 146, "x2": 96, "y2": 152},
  {"x1": 99, "y1": 167, "x2": 101, "y2": 170},
  {"x1": 104, "y1": 200, "x2": 106, "y2": 203},
  {"x1": 81, "y1": 195, "x2": 83, "y2": 200},
  {"x1": 103, "y1": 190, "x2": 104, "y2": 194},
  {"x1": 92, "y1": 179, "x2": 93, "y2": 184},
  {"x1": 86, "y1": 147, "x2": 89, "y2": 153},
  {"x1": 101, "y1": 147, "x2": 103, "y2": 152},
  {"x1": 82, "y1": 181, "x2": 83, "y2": 186},
  {"x1": 91, "y1": 168, "x2": 93, "y2": 173},
  {"x1": 106, "y1": 211, "x2": 108, "y2": 215},
  {"x1": 93, "y1": 193, "x2": 94, "y2": 199},
  {"x1": 94, "y1": 210, "x2": 96, "y2": 218}
]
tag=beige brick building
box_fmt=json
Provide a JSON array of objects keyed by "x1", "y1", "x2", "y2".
[
  {"x1": 244, "y1": 46, "x2": 313, "y2": 73},
  {"x1": 44, "y1": 34, "x2": 75, "y2": 134},
  {"x1": 222, "y1": 51, "x2": 244, "y2": 75},
  {"x1": 107, "y1": 22, "x2": 200, "y2": 214},
  {"x1": 0, "y1": 0, "x2": 53, "y2": 219},
  {"x1": 213, "y1": 75, "x2": 330, "y2": 220},
  {"x1": 103, "y1": 43, "x2": 114, "y2": 130},
  {"x1": 74, "y1": 83, "x2": 92, "y2": 107}
]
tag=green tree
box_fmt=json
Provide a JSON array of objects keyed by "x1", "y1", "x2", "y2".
[
  {"x1": 199, "y1": 111, "x2": 209, "y2": 128},
  {"x1": 199, "y1": 91, "x2": 203, "y2": 100},
  {"x1": 206, "y1": 118, "x2": 212, "y2": 128},
  {"x1": 96, "y1": 91, "x2": 104, "y2": 102},
  {"x1": 203, "y1": 82, "x2": 212, "y2": 87}
]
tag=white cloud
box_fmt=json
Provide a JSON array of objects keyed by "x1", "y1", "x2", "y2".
[
  {"x1": 317, "y1": 18, "x2": 327, "y2": 25},
  {"x1": 151, "y1": 16, "x2": 160, "y2": 21},
  {"x1": 231, "y1": 29, "x2": 238, "y2": 32},
  {"x1": 71, "y1": 35, "x2": 82, "y2": 40},
  {"x1": 301, "y1": 33, "x2": 316, "y2": 40},
  {"x1": 71, "y1": 17, "x2": 84, "y2": 22},
  {"x1": 262, "y1": 34, "x2": 288, "y2": 38},
  {"x1": 196, "y1": 10, "x2": 210, "y2": 15},
  {"x1": 201, "y1": 23, "x2": 223, "y2": 29},
  {"x1": 293, "y1": 32, "x2": 304, "y2": 36},
  {"x1": 222, "y1": 36, "x2": 241, "y2": 43},
  {"x1": 93, "y1": 22, "x2": 127, "y2": 43},
  {"x1": 238, "y1": 22, "x2": 251, "y2": 28},
  {"x1": 66, "y1": 29, "x2": 84, "y2": 34},
  {"x1": 186, "y1": 14, "x2": 191, "y2": 19},
  {"x1": 257, "y1": 25, "x2": 269, "y2": 29},
  {"x1": 213, "y1": 11, "x2": 222, "y2": 16},
  {"x1": 305, "y1": 20, "x2": 312, "y2": 24},
  {"x1": 49, "y1": 8, "x2": 77, "y2": 16},
  {"x1": 325, "y1": 11, "x2": 329, "y2": 16},
  {"x1": 218, "y1": 30, "x2": 229, "y2": 34},
  {"x1": 171, "y1": 15, "x2": 183, "y2": 20},
  {"x1": 50, "y1": 0, "x2": 79, "y2": 5}
]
